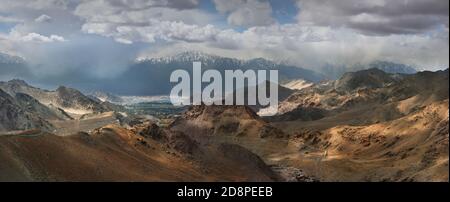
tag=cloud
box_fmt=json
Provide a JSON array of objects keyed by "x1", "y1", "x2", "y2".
[
  {"x1": 105, "y1": 0, "x2": 200, "y2": 10},
  {"x1": 7, "y1": 30, "x2": 66, "y2": 43},
  {"x1": 74, "y1": 0, "x2": 214, "y2": 26},
  {"x1": 296, "y1": 0, "x2": 449, "y2": 35},
  {"x1": 213, "y1": 0, "x2": 275, "y2": 27},
  {"x1": 74, "y1": 0, "x2": 218, "y2": 44},
  {"x1": 135, "y1": 23, "x2": 448, "y2": 71},
  {"x1": 0, "y1": 0, "x2": 449, "y2": 80},
  {"x1": 80, "y1": 20, "x2": 221, "y2": 44},
  {"x1": 34, "y1": 14, "x2": 52, "y2": 23},
  {"x1": 0, "y1": 0, "x2": 70, "y2": 11},
  {"x1": 0, "y1": 15, "x2": 23, "y2": 23},
  {"x1": 21, "y1": 33, "x2": 65, "y2": 42}
]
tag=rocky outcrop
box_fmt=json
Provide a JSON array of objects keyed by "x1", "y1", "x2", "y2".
[
  {"x1": 170, "y1": 104, "x2": 285, "y2": 138},
  {"x1": 274, "y1": 68, "x2": 449, "y2": 122},
  {"x1": 0, "y1": 89, "x2": 52, "y2": 131},
  {"x1": 334, "y1": 68, "x2": 399, "y2": 92},
  {"x1": 217, "y1": 143, "x2": 280, "y2": 181},
  {"x1": 14, "y1": 93, "x2": 71, "y2": 120},
  {"x1": 0, "y1": 79, "x2": 123, "y2": 116}
]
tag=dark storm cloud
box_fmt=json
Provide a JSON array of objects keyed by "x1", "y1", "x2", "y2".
[
  {"x1": 297, "y1": 0, "x2": 449, "y2": 35},
  {"x1": 166, "y1": 0, "x2": 200, "y2": 9},
  {"x1": 107, "y1": 0, "x2": 200, "y2": 10},
  {"x1": 349, "y1": 14, "x2": 448, "y2": 35}
]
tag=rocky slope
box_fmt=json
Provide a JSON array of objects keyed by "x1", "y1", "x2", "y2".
[
  {"x1": 0, "y1": 79, "x2": 119, "y2": 117},
  {"x1": 1, "y1": 68, "x2": 447, "y2": 182},
  {"x1": 280, "y1": 100, "x2": 448, "y2": 181},
  {"x1": 225, "y1": 81, "x2": 295, "y2": 114},
  {"x1": 272, "y1": 68, "x2": 448, "y2": 122},
  {"x1": 169, "y1": 68, "x2": 448, "y2": 181},
  {"x1": 333, "y1": 68, "x2": 399, "y2": 92},
  {"x1": 14, "y1": 93, "x2": 72, "y2": 120},
  {"x1": 281, "y1": 79, "x2": 314, "y2": 90},
  {"x1": 269, "y1": 68, "x2": 449, "y2": 181},
  {"x1": 88, "y1": 91, "x2": 124, "y2": 104},
  {"x1": 0, "y1": 89, "x2": 52, "y2": 132},
  {"x1": 0, "y1": 122, "x2": 280, "y2": 181},
  {"x1": 170, "y1": 104, "x2": 285, "y2": 139}
]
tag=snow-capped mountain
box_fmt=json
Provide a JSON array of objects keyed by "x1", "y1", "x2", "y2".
[
  {"x1": 137, "y1": 51, "x2": 325, "y2": 80},
  {"x1": 140, "y1": 52, "x2": 301, "y2": 72},
  {"x1": 100, "y1": 51, "x2": 326, "y2": 95},
  {"x1": 139, "y1": 51, "x2": 243, "y2": 66}
]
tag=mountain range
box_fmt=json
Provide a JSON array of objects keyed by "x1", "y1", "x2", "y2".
[
  {"x1": 0, "y1": 52, "x2": 424, "y2": 96},
  {"x1": 0, "y1": 79, "x2": 126, "y2": 132},
  {"x1": 318, "y1": 61, "x2": 418, "y2": 80},
  {"x1": 0, "y1": 54, "x2": 448, "y2": 181}
]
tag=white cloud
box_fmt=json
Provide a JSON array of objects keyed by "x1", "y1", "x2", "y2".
[
  {"x1": 213, "y1": 0, "x2": 275, "y2": 27},
  {"x1": 20, "y1": 33, "x2": 66, "y2": 42},
  {"x1": 136, "y1": 24, "x2": 449, "y2": 70},
  {"x1": 7, "y1": 30, "x2": 66, "y2": 43},
  {"x1": 34, "y1": 14, "x2": 52, "y2": 23}
]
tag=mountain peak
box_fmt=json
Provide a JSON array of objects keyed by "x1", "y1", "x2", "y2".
[
  {"x1": 56, "y1": 85, "x2": 68, "y2": 91},
  {"x1": 56, "y1": 85, "x2": 81, "y2": 94},
  {"x1": 174, "y1": 51, "x2": 217, "y2": 59},
  {"x1": 7, "y1": 79, "x2": 29, "y2": 86},
  {"x1": 139, "y1": 51, "x2": 241, "y2": 65},
  {"x1": 334, "y1": 68, "x2": 397, "y2": 91},
  {"x1": 368, "y1": 60, "x2": 417, "y2": 74}
]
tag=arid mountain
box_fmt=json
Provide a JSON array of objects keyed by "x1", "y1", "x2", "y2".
[
  {"x1": 272, "y1": 99, "x2": 448, "y2": 181},
  {"x1": 14, "y1": 93, "x2": 71, "y2": 121},
  {"x1": 0, "y1": 79, "x2": 119, "y2": 117},
  {"x1": 272, "y1": 68, "x2": 448, "y2": 122},
  {"x1": 0, "y1": 122, "x2": 280, "y2": 181},
  {"x1": 225, "y1": 81, "x2": 295, "y2": 113},
  {"x1": 268, "y1": 69, "x2": 449, "y2": 181},
  {"x1": 281, "y1": 79, "x2": 314, "y2": 90},
  {"x1": 168, "y1": 68, "x2": 448, "y2": 181},
  {"x1": 0, "y1": 80, "x2": 286, "y2": 181},
  {"x1": 88, "y1": 91, "x2": 124, "y2": 104},
  {"x1": 0, "y1": 89, "x2": 52, "y2": 132},
  {"x1": 0, "y1": 68, "x2": 447, "y2": 182},
  {"x1": 318, "y1": 61, "x2": 417, "y2": 80},
  {"x1": 170, "y1": 104, "x2": 285, "y2": 139},
  {"x1": 333, "y1": 68, "x2": 399, "y2": 92}
]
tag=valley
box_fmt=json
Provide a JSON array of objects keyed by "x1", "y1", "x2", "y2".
[
  {"x1": 0, "y1": 0, "x2": 448, "y2": 187},
  {"x1": 0, "y1": 66, "x2": 448, "y2": 182}
]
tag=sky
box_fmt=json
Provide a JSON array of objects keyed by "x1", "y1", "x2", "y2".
[{"x1": 0, "y1": 0, "x2": 449, "y2": 80}]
